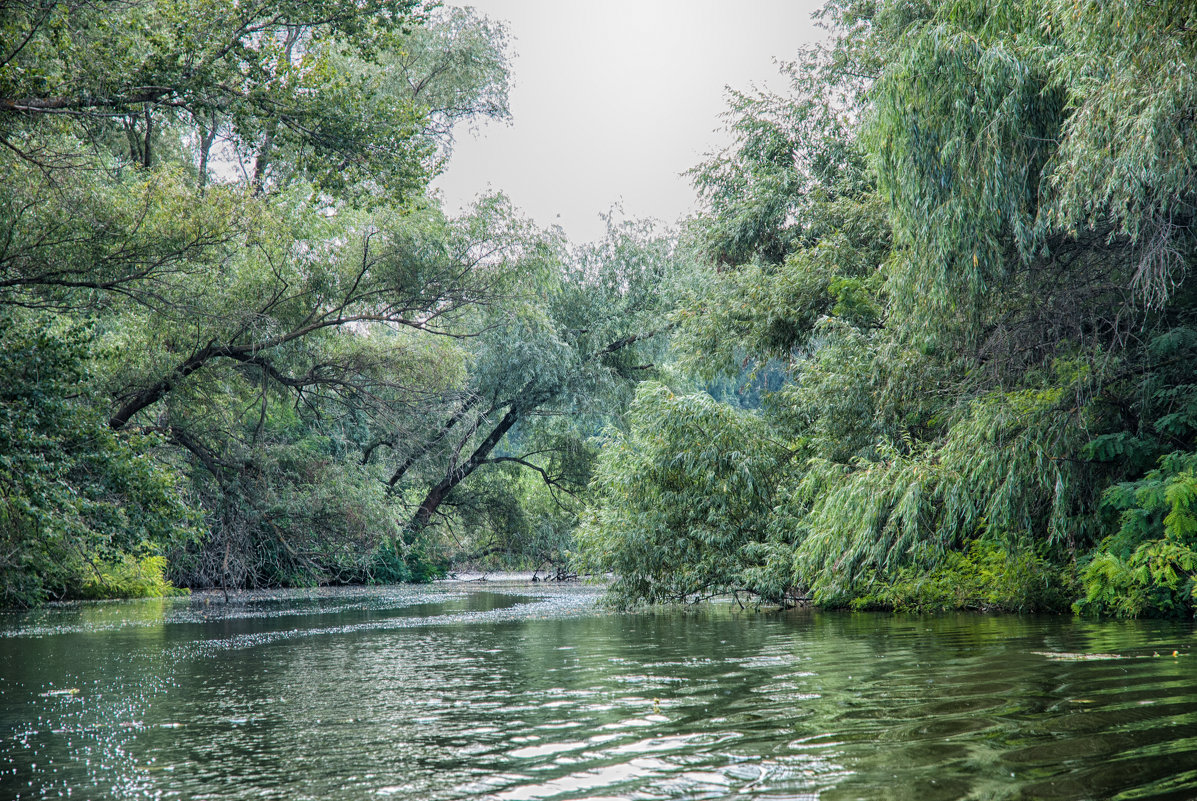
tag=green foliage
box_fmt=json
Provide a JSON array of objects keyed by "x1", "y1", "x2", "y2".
[
  {"x1": 688, "y1": 49, "x2": 872, "y2": 267},
  {"x1": 1039, "y1": 0, "x2": 1197, "y2": 306},
  {"x1": 378, "y1": 211, "x2": 676, "y2": 555},
  {"x1": 870, "y1": 6, "x2": 1062, "y2": 327},
  {"x1": 78, "y1": 556, "x2": 186, "y2": 600},
  {"x1": 0, "y1": 313, "x2": 192, "y2": 607},
  {"x1": 6, "y1": 0, "x2": 1196, "y2": 616},
  {"x1": 849, "y1": 539, "x2": 1071, "y2": 612},
  {"x1": 788, "y1": 376, "x2": 1106, "y2": 601},
  {"x1": 0, "y1": 0, "x2": 437, "y2": 198},
  {"x1": 576, "y1": 383, "x2": 796, "y2": 608},
  {"x1": 362, "y1": 6, "x2": 512, "y2": 162},
  {"x1": 168, "y1": 426, "x2": 406, "y2": 589},
  {"x1": 673, "y1": 194, "x2": 889, "y2": 381},
  {"x1": 362, "y1": 537, "x2": 446, "y2": 585},
  {"x1": 1077, "y1": 452, "x2": 1197, "y2": 618}
]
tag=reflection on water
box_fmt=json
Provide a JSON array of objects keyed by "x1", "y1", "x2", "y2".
[{"x1": 2, "y1": 582, "x2": 1196, "y2": 800}]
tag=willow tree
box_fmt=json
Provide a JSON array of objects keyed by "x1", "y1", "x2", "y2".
[
  {"x1": 0, "y1": 0, "x2": 520, "y2": 599},
  {"x1": 581, "y1": 0, "x2": 1197, "y2": 615},
  {"x1": 814, "y1": 0, "x2": 1197, "y2": 612},
  {"x1": 361, "y1": 213, "x2": 678, "y2": 568},
  {"x1": 580, "y1": 29, "x2": 892, "y2": 606}
]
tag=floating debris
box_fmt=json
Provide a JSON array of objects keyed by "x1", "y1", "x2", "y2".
[
  {"x1": 1031, "y1": 652, "x2": 1129, "y2": 661},
  {"x1": 1034, "y1": 650, "x2": 1185, "y2": 661}
]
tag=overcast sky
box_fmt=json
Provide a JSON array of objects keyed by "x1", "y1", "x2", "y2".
[{"x1": 432, "y1": 0, "x2": 828, "y2": 243}]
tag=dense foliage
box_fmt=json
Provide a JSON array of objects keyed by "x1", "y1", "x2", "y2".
[
  {"x1": 0, "y1": 0, "x2": 667, "y2": 605},
  {"x1": 5, "y1": 0, "x2": 1196, "y2": 618},
  {"x1": 0, "y1": 315, "x2": 190, "y2": 606},
  {"x1": 580, "y1": 0, "x2": 1197, "y2": 616}
]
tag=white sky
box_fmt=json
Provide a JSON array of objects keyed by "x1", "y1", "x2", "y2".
[{"x1": 432, "y1": 0, "x2": 828, "y2": 243}]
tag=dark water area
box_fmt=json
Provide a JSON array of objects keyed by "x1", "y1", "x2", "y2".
[{"x1": 2, "y1": 581, "x2": 1196, "y2": 801}]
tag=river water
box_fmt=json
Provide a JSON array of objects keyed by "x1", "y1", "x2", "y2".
[{"x1": 2, "y1": 580, "x2": 1196, "y2": 800}]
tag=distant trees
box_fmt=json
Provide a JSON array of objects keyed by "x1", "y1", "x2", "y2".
[{"x1": 379, "y1": 216, "x2": 677, "y2": 563}]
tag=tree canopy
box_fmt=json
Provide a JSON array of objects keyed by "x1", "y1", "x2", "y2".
[
  {"x1": 580, "y1": 0, "x2": 1197, "y2": 616},
  {"x1": 0, "y1": 0, "x2": 672, "y2": 605},
  {"x1": 5, "y1": 0, "x2": 1197, "y2": 617}
]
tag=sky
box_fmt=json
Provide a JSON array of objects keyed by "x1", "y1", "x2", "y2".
[{"x1": 432, "y1": 0, "x2": 828, "y2": 243}]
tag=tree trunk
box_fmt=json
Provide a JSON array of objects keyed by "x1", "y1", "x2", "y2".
[
  {"x1": 143, "y1": 106, "x2": 153, "y2": 168},
  {"x1": 407, "y1": 404, "x2": 522, "y2": 533},
  {"x1": 252, "y1": 128, "x2": 272, "y2": 195},
  {"x1": 198, "y1": 111, "x2": 217, "y2": 190},
  {"x1": 402, "y1": 327, "x2": 665, "y2": 534},
  {"x1": 108, "y1": 345, "x2": 216, "y2": 429},
  {"x1": 383, "y1": 394, "x2": 483, "y2": 483}
]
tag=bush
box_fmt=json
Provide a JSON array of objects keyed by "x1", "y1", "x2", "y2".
[
  {"x1": 848, "y1": 539, "x2": 1072, "y2": 613},
  {"x1": 0, "y1": 314, "x2": 192, "y2": 607},
  {"x1": 78, "y1": 556, "x2": 187, "y2": 600},
  {"x1": 1075, "y1": 451, "x2": 1197, "y2": 618},
  {"x1": 576, "y1": 382, "x2": 795, "y2": 608}
]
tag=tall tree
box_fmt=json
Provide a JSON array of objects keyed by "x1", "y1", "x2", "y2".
[
  {"x1": 0, "y1": 0, "x2": 520, "y2": 599},
  {"x1": 580, "y1": 0, "x2": 1197, "y2": 616},
  {"x1": 371, "y1": 213, "x2": 677, "y2": 546}
]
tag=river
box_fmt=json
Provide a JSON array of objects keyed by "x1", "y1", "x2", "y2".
[{"x1": 1, "y1": 579, "x2": 1195, "y2": 800}]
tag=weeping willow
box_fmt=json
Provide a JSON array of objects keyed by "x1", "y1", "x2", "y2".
[{"x1": 581, "y1": 0, "x2": 1197, "y2": 616}]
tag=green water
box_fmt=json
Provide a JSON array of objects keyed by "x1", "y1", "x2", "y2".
[{"x1": 2, "y1": 581, "x2": 1196, "y2": 800}]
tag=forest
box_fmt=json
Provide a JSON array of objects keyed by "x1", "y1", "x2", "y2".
[{"x1": 2, "y1": 0, "x2": 1196, "y2": 618}]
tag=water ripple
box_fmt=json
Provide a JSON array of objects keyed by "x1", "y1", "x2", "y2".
[{"x1": 2, "y1": 586, "x2": 1196, "y2": 800}]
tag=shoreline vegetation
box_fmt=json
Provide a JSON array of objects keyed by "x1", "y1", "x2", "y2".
[{"x1": 3, "y1": 0, "x2": 1197, "y2": 617}]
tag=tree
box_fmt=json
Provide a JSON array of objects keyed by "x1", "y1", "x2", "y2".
[
  {"x1": 579, "y1": 0, "x2": 1197, "y2": 616},
  {"x1": 370, "y1": 213, "x2": 678, "y2": 558},
  {"x1": 121, "y1": 198, "x2": 526, "y2": 589},
  {"x1": 0, "y1": 0, "x2": 520, "y2": 599},
  {"x1": 0, "y1": 312, "x2": 190, "y2": 606},
  {"x1": 577, "y1": 383, "x2": 796, "y2": 608},
  {"x1": 0, "y1": 3, "x2": 512, "y2": 310},
  {"x1": 687, "y1": 51, "x2": 870, "y2": 268},
  {"x1": 0, "y1": 0, "x2": 430, "y2": 195}
]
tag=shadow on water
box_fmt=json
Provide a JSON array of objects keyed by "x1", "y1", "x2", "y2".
[
  {"x1": 0, "y1": 587, "x2": 536, "y2": 638},
  {"x1": 164, "y1": 589, "x2": 538, "y2": 641},
  {"x1": 2, "y1": 585, "x2": 1196, "y2": 801}
]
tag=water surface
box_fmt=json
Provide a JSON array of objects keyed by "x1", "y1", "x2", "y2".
[{"x1": 2, "y1": 581, "x2": 1196, "y2": 800}]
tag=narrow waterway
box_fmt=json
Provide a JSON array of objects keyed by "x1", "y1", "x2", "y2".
[{"x1": 2, "y1": 580, "x2": 1195, "y2": 800}]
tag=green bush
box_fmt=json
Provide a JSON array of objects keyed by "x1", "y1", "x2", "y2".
[
  {"x1": 362, "y1": 538, "x2": 446, "y2": 584},
  {"x1": 78, "y1": 555, "x2": 187, "y2": 600},
  {"x1": 1076, "y1": 452, "x2": 1197, "y2": 618},
  {"x1": 0, "y1": 314, "x2": 192, "y2": 607},
  {"x1": 848, "y1": 539, "x2": 1072, "y2": 613},
  {"x1": 576, "y1": 382, "x2": 795, "y2": 608}
]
